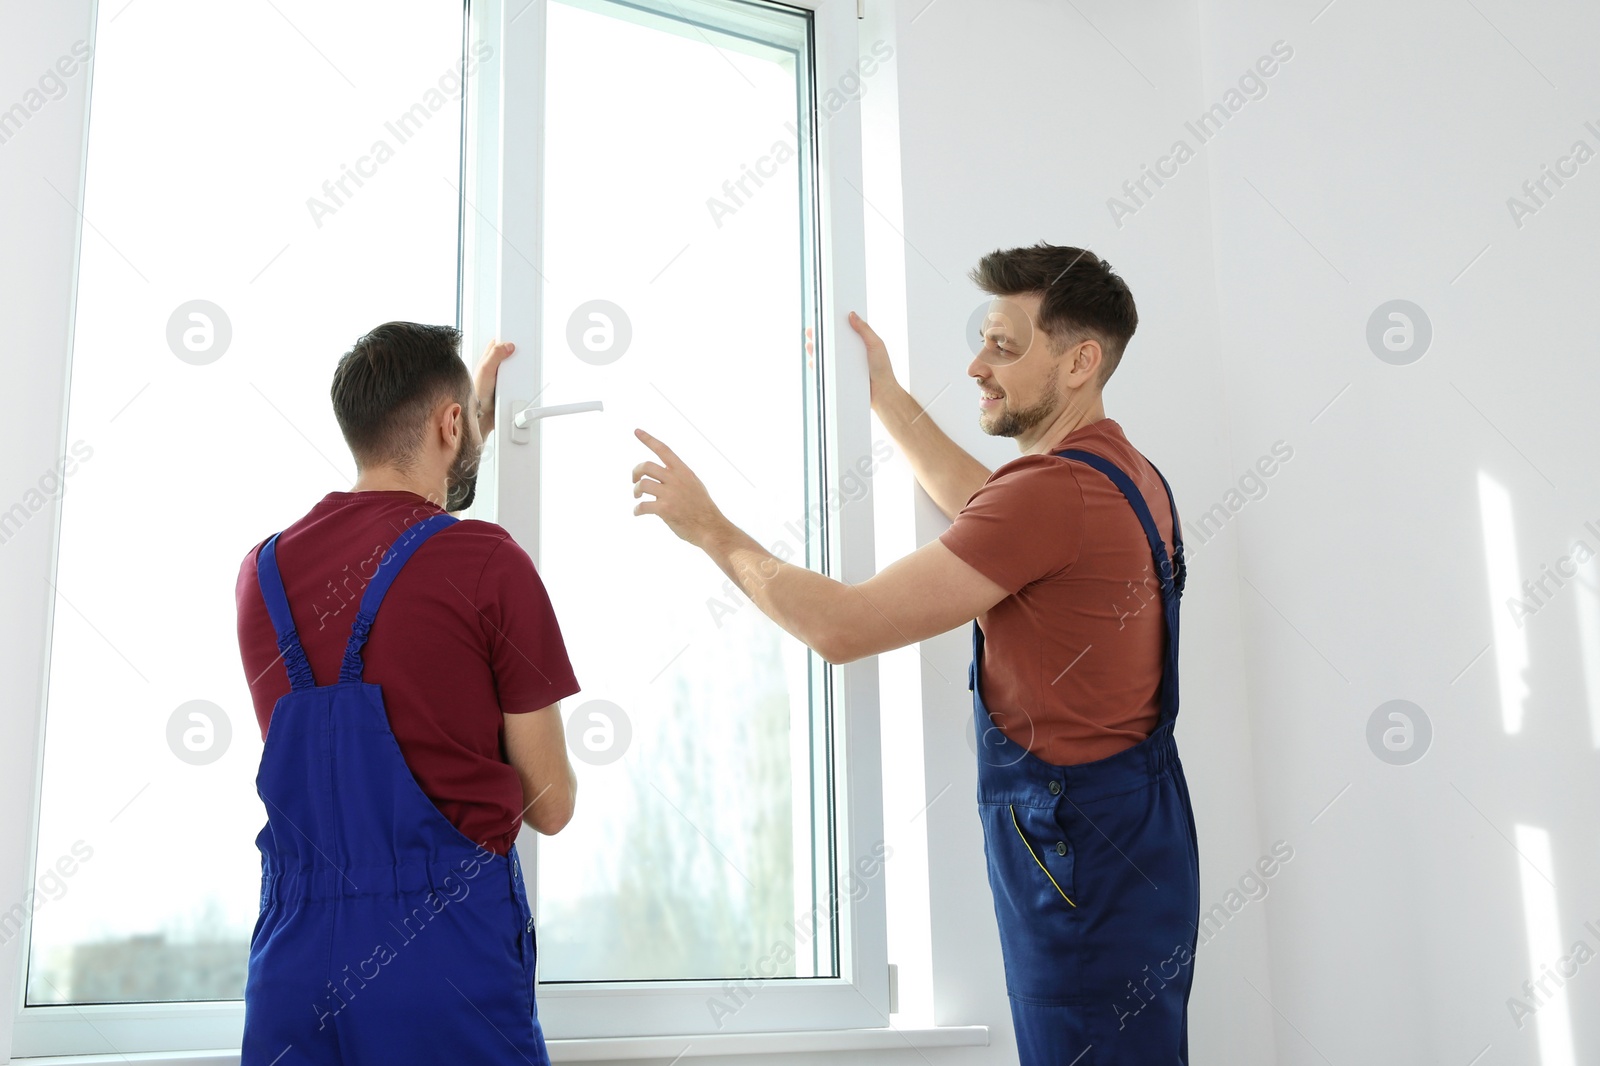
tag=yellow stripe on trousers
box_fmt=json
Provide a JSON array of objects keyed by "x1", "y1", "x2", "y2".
[{"x1": 1010, "y1": 803, "x2": 1077, "y2": 907}]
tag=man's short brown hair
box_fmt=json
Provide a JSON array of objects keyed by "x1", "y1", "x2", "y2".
[
  {"x1": 330, "y1": 321, "x2": 472, "y2": 470},
  {"x1": 969, "y1": 243, "x2": 1138, "y2": 387}
]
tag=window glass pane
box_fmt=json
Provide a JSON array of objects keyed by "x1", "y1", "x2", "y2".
[
  {"x1": 534, "y1": 0, "x2": 834, "y2": 982},
  {"x1": 25, "y1": 0, "x2": 464, "y2": 1005}
]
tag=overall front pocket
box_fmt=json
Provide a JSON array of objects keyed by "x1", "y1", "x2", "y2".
[
  {"x1": 1010, "y1": 803, "x2": 1078, "y2": 908},
  {"x1": 977, "y1": 800, "x2": 1087, "y2": 1005}
]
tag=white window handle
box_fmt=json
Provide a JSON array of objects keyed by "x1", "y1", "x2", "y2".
[{"x1": 509, "y1": 399, "x2": 603, "y2": 444}]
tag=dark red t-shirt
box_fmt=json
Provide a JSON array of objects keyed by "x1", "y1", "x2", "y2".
[
  {"x1": 234, "y1": 490, "x2": 581, "y2": 855},
  {"x1": 938, "y1": 418, "x2": 1177, "y2": 766}
]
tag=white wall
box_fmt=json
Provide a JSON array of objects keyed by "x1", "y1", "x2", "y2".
[{"x1": 1197, "y1": 1, "x2": 1600, "y2": 1063}]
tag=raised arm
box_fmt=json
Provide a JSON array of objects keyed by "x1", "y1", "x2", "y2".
[{"x1": 850, "y1": 312, "x2": 991, "y2": 522}]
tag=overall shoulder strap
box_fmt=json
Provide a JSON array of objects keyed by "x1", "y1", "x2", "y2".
[
  {"x1": 337, "y1": 513, "x2": 460, "y2": 683},
  {"x1": 1146, "y1": 464, "x2": 1185, "y2": 598},
  {"x1": 256, "y1": 533, "x2": 317, "y2": 690},
  {"x1": 1054, "y1": 448, "x2": 1183, "y2": 725}
]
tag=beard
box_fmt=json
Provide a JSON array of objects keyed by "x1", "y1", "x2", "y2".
[
  {"x1": 981, "y1": 362, "x2": 1060, "y2": 438},
  {"x1": 445, "y1": 429, "x2": 483, "y2": 512}
]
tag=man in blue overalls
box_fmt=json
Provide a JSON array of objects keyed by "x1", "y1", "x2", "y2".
[
  {"x1": 236, "y1": 324, "x2": 580, "y2": 1065},
  {"x1": 632, "y1": 244, "x2": 1199, "y2": 1063}
]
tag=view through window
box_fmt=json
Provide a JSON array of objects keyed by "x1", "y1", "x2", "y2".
[
  {"x1": 25, "y1": 0, "x2": 465, "y2": 1004},
  {"x1": 530, "y1": 0, "x2": 836, "y2": 982}
]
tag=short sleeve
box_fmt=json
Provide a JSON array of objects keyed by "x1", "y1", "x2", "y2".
[
  {"x1": 476, "y1": 534, "x2": 582, "y2": 713},
  {"x1": 937, "y1": 455, "x2": 1087, "y2": 595}
]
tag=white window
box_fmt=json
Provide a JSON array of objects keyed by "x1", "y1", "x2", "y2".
[
  {"x1": 11, "y1": 0, "x2": 887, "y2": 1054},
  {"x1": 471, "y1": 0, "x2": 889, "y2": 1037}
]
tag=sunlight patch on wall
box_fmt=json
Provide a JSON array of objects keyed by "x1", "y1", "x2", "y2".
[
  {"x1": 1574, "y1": 555, "x2": 1600, "y2": 749},
  {"x1": 1477, "y1": 470, "x2": 1529, "y2": 734},
  {"x1": 1514, "y1": 824, "x2": 1575, "y2": 1066}
]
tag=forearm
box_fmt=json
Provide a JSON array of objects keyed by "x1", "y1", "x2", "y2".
[
  {"x1": 520, "y1": 764, "x2": 576, "y2": 834},
  {"x1": 701, "y1": 520, "x2": 846, "y2": 662},
  {"x1": 871, "y1": 382, "x2": 990, "y2": 520}
]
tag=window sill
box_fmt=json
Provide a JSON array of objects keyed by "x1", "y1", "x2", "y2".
[
  {"x1": 549, "y1": 1025, "x2": 990, "y2": 1060},
  {"x1": 18, "y1": 1025, "x2": 991, "y2": 1064}
]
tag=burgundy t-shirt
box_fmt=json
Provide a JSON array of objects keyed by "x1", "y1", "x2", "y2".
[
  {"x1": 234, "y1": 490, "x2": 581, "y2": 855},
  {"x1": 938, "y1": 418, "x2": 1178, "y2": 766}
]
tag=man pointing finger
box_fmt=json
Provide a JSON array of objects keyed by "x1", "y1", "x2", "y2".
[{"x1": 632, "y1": 242, "x2": 1199, "y2": 1065}]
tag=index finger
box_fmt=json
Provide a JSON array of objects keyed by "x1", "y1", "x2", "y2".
[{"x1": 633, "y1": 427, "x2": 680, "y2": 467}]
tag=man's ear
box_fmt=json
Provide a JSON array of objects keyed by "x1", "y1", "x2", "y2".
[
  {"x1": 1068, "y1": 338, "x2": 1102, "y2": 383},
  {"x1": 433, "y1": 395, "x2": 464, "y2": 448}
]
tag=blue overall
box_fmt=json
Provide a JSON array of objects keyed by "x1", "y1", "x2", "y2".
[
  {"x1": 970, "y1": 450, "x2": 1199, "y2": 1065},
  {"x1": 241, "y1": 513, "x2": 551, "y2": 1066}
]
